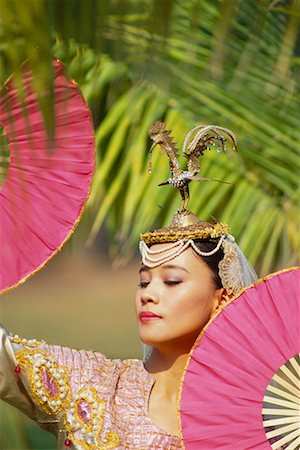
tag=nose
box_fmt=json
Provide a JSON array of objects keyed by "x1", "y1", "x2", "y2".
[{"x1": 140, "y1": 284, "x2": 160, "y2": 305}]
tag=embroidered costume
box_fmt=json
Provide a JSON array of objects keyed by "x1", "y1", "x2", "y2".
[{"x1": 0, "y1": 325, "x2": 182, "y2": 449}]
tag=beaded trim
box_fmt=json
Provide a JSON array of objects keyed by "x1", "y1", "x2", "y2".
[
  {"x1": 190, "y1": 236, "x2": 226, "y2": 256},
  {"x1": 140, "y1": 222, "x2": 229, "y2": 244},
  {"x1": 16, "y1": 349, "x2": 70, "y2": 415},
  {"x1": 10, "y1": 334, "x2": 43, "y2": 347},
  {"x1": 64, "y1": 387, "x2": 120, "y2": 449},
  {"x1": 139, "y1": 236, "x2": 226, "y2": 268}
]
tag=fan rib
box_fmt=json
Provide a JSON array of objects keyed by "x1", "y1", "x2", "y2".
[
  {"x1": 262, "y1": 408, "x2": 299, "y2": 416},
  {"x1": 285, "y1": 436, "x2": 300, "y2": 450},
  {"x1": 266, "y1": 421, "x2": 300, "y2": 439},
  {"x1": 263, "y1": 416, "x2": 299, "y2": 427},
  {"x1": 289, "y1": 357, "x2": 300, "y2": 376},
  {"x1": 263, "y1": 395, "x2": 300, "y2": 410},
  {"x1": 267, "y1": 384, "x2": 300, "y2": 405},
  {"x1": 273, "y1": 374, "x2": 300, "y2": 398},
  {"x1": 280, "y1": 366, "x2": 300, "y2": 389},
  {"x1": 271, "y1": 428, "x2": 299, "y2": 449}
]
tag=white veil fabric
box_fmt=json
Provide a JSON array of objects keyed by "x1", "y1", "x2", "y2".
[{"x1": 232, "y1": 238, "x2": 258, "y2": 286}]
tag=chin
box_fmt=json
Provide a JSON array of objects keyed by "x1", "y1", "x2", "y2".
[
  {"x1": 139, "y1": 326, "x2": 202, "y2": 350},
  {"x1": 139, "y1": 332, "x2": 164, "y2": 348},
  {"x1": 139, "y1": 333, "x2": 156, "y2": 346}
]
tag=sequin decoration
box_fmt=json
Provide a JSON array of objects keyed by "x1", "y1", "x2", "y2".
[
  {"x1": 16, "y1": 349, "x2": 70, "y2": 415},
  {"x1": 65, "y1": 387, "x2": 120, "y2": 449}
]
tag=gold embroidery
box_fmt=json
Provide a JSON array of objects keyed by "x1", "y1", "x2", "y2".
[
  {"x1": 16, "y1": 349, "x2": 70, "y2": 415},
  {"x1": 65, "y1": 387, "x2": 120, "y2": 449},
  {"x1": 10, "y1": 334, "x2": 43, "y2": 347},
  {"x1": 141, "y1": 222, "x2": 229, "y2": 244}
]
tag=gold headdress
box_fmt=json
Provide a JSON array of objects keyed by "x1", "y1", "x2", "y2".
[{"x1": 139, "y1": 122, "x2": 257, "y2": 295}]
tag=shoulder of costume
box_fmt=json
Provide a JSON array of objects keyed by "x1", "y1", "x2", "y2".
[{"x1": 10, "y1": 334, "x2": 122, "y2": 415}]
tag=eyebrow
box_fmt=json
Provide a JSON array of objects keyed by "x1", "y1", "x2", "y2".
[{"x1": 139, "y1": 264, "x2": 189, "y2": 274}]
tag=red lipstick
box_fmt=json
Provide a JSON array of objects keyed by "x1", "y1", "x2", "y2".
[{"x1": 139, "y1": 311, "x2": 162, "y2": 323}]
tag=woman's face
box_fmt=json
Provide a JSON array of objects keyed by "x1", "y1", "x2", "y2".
[{"x1": 135, "y1": 244, "x2": 221, "y2": 352}]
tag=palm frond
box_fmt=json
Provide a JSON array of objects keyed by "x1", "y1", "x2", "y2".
[{"x1": 0, "y1": 0, "x2": 299, "y2": 277}]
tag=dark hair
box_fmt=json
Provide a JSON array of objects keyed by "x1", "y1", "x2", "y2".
[{"x1": 192, "y1": 239, "x2": 224, "y2": 289}]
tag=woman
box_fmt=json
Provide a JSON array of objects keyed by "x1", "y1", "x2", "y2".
[
  {"x1": 0, "y1": 63, "x2": 295, "y2": 450},
  {"x1": 0, "y1": 205, "x2": 258, "y2": 450},
  {"x1": 0, "y1": 119, "x2": 260, "y2": 449}
]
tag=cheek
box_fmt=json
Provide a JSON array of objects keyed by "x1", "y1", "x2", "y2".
[
  {"x1": 134, "y1": 291, "x2": 140, "y2": 313},
  {"x1": 178, "y1": 288, "x2": 215, "y2": 323}
]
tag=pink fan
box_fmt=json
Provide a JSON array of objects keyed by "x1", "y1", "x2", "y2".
[
  {"x1": 0, "y1": 59, "x2": 95, "y2": 294},
  {"x1": 180, "y1": 268, "x2": 300, "y2": 450}
]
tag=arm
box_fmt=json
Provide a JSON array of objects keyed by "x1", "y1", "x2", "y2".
[
  {"x1": 0, "y1": 324, "x2": 58, "y2": 431},
  {"x1": 0, "y1": 323, "x2": 120, "y2": 447},
  {"x1": 0, "y1": 324, "x2": 38, "y2": 418},
  {"x1": 0, "y1": 323, "x2": 113, "y2": 432}
]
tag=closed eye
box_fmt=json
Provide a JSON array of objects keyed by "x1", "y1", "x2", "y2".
[
  {"x1": 138, "y1": 281, "x2": 150, "y2": 288},
  {"x1": 164, "y1": 280, "x2": 182, "y2": 286}
]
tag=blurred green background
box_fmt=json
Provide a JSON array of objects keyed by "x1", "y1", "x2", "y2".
[{"x1": 0, "y1": 0, "x2": 299, "y2": 448}]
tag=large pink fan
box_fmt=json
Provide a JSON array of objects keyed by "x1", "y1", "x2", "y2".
[
  {"x1": 180, "y1": 268, "x2": 300, "y2": 450},
  {"x1": 0, "y1": 59, "x2": 95, "y2": 294}
]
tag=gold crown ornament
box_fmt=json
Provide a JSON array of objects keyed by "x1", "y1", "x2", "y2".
[{"x1": 139, "y1": 122, "x2": 257, "y2": 295}]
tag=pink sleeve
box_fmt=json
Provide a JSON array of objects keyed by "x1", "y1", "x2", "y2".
[{"x1": 1, "y1": 325, "x2": 111, "y2": 429}]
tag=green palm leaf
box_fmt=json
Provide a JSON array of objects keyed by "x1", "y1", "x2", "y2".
[{"x1": 0, "y1": 0, "x2": 299, "y2": 272}]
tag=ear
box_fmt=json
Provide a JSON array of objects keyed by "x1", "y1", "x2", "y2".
[{"x1": 210, "y1": 288, "x2": 225, "y2": 317}]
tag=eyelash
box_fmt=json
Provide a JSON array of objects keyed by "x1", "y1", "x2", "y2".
[
  {"x1": 164, "y1": 280, "x2": 182, "y2": 286},
  {"x1": 138, "y1": 280, "x2": 182, "y2": 288}
]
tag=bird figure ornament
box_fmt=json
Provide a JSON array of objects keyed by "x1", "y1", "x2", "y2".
[{"x1": 148, "y1": 121, "x2": 237, "y2": 213}]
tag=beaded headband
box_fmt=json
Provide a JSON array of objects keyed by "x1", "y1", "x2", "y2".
[{"x1": 139, "y1": 122, "x2": 257, "y2": 295}]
